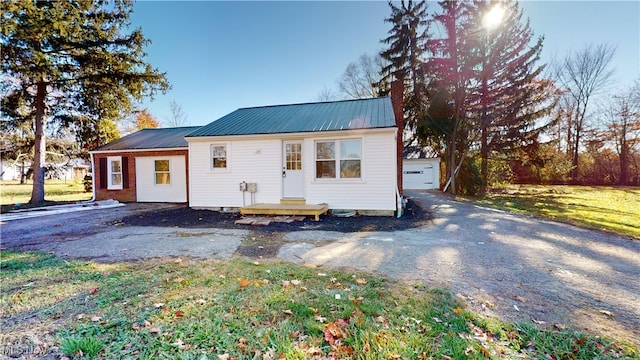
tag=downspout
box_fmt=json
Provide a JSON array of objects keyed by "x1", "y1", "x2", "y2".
[
  {"x1": 84, "y1": 151, "x2": 96, "y2": 202},
  {"x1": 396, "y1": 186, "x2": 403, "y2": 218}
]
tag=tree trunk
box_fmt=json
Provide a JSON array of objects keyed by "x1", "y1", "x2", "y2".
[
  {"x1": 620, "y1": 137, "x2": 628, "y2": 185},
  {"x1": 29, "y1": 81, "x2": 46, "y2": 204},
  {"x1": 480, "y1": 64, "x2": 489, "y2": 194}
]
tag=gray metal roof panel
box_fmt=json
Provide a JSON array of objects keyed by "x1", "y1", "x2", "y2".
[
  {"x1": 187, "y1": 97, "x2": 396, "y2": 137},
  {"x1": 94, "y1": 126, "x2": 200, "y2": 151}
]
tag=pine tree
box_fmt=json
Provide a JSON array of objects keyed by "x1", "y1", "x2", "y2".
[
  {"x1": 379, "y1": 0, "x2": 431, "y2": 141},
  {"x1": 424, "y1": 0, "x2": 479, "y2": 194},
  {"x1": 1, "y1": 0, "x2": 169, "y2": 204},
  {"x1": 473, "y1": 0, "x2": 555, "y2": 193}
]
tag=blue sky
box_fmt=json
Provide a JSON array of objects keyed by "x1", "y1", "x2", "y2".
[{"x1": 130, "y1": 1, "x2": 640, "y2": 126}]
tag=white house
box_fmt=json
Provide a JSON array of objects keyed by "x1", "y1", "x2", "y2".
[{"x1": 185, "y1": 94, "x2": 404, "y2": 216}]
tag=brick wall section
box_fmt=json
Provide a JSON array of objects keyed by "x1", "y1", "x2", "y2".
[
  {"x1": 92, "y1": 149, "x2": 189, "y2": 202},
  {"x1": 391, "y1": 79, "x2": 404, "y2": 196}
]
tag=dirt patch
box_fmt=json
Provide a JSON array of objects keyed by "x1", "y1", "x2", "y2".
[{"x1": 121, "y1": 199, "x2": 432, "y2": 233}]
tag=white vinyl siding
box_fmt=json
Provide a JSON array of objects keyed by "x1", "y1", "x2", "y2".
[
  {"x1": 188, "y1": 129, "x2": 397, "y2": 212},
  {"x1": 306, "y1": 131, "x2": 396, "y2": 211},
  {"x1": 136, "y1": 156, "x2": 187, "y2": 202},
  {"x1": 189, "y1": 139, "x2": 282, "y2": 208}
]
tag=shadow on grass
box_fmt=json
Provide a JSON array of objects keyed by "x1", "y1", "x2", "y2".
[{"x1": 477, "y1": 191, "x2": 639, "y2": 239}]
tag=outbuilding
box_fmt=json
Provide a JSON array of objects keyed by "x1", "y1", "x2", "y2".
[
  {"x1": 90, "y1": 126, "x2": 199, "y2": 203},
  {"x1": 403, "y1": 158, "x2": 441, "y2": 190}
]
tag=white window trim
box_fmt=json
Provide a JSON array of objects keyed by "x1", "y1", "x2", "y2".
[
  {"x1": 314, "y1": 138, "x2": 363, "y2": 182},
  {"x1": 107, "y1": 156, "x2": 123, "y2": 190},
  {"x1": 210, "y1": 143, "x2": 231, "y2": 172},
  {"x1": 154, "y1": 159, "x2": 171, "y2": 186}
]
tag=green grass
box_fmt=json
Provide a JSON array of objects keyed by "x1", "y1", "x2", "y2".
[
  {"x1": 469, "y1": 185, "x2": 640, "y2": 239},
  {"x1": 1, "y1": 252, "x2": 636, "y2": 359},
  {"x1": 0, "y1": 179, "x2": 91, "y2": 207}
]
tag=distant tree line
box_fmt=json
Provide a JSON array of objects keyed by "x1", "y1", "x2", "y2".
[{"x1": 327, "y1": 0, "x2": 639, "y2": 193}]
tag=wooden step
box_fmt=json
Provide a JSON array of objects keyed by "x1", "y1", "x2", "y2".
[
  {"x1": 280, "y1": 198, "x2": 306, "y2": 205},
  {"x1": 241, "y1": 203, "x2": 328, "y2": 221}
]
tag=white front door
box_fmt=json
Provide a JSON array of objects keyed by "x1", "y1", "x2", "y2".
[{"x1": 282, "y1": 141, "x2": 304, "y2": 198}]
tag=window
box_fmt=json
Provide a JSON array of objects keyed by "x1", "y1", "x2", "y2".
[
  {"x1": 285, "y1": 143, "x2": 302, "y2": 170},
  {"x1": 315, "y1": 139, "x2": 361, "y2": 179},
  {"x1": 107, "y1": 156, "x2": 123, "y2": 190},
  {"x1": 155, "y1": 160, "x2": 170, "y2": 185},
  {"x1": 211, "y1": 145, "x2": 227, "y2": 169}
]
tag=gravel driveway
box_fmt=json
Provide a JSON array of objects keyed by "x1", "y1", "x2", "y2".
[{"x1": 1, "y1": 191, "x2": 638, "y2": 347}]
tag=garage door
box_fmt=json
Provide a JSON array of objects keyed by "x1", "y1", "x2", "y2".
[
  {"x1": 403, "y1": 161, "x2": 437, "y2": 190},
  {"x1": 135, "y1": 156, "x2": 187, "y2": 202}
]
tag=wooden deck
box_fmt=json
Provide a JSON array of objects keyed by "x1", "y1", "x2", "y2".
[{"x1": 240, "y1": 203, "x2": 329, "y2": 221}]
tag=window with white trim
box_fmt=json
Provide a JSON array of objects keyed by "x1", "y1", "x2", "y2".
[
  {"x1": 154, "y1": 159, "x2": 171, "y2": 185},
  {"x1": 107, "y1": 156, "x2": 123, "y2": 189},
  {"x1": 211, "y1": 144, "x2": 227, "y2": 169},
  {"x1": 315, "y1": 139, "x2": 361, "y2": 179}
]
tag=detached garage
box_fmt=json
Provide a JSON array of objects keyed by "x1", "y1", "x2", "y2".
[
  {"x1": 403, "y1": 158, "x2": 440, "y2": 190},
  {"x1": 91, "y1": 126, "x2": 199, "y2": 203}
]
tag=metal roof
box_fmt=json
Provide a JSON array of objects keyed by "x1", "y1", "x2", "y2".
[
  {"x1": 187, "y1": 97, "x2": 396, "y2": 137},
  {"x1": 93, "y1": 126, "x2": 200, "y2": 151}
]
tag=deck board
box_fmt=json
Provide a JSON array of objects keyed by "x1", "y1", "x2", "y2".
[{"x1": 240, "y1": 203, "x2": 329, "y2": 221}]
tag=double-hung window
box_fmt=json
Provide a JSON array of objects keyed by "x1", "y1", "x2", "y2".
[
  {"x1": 154, "y1": 160, "x2": 171, "y2": 185},
  {"x1": 315, "y1": 139, "x2": 361, "y2": 179},
  {"x1": 107, "y1": 156, "x2": 123, "y2": 190},
  {"x1": 211, "y1": 144, "x2": 228, "y2": 170}
]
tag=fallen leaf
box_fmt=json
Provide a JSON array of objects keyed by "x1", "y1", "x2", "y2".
[
  {"x1": 150, "y1": 327, "x2": 161, "y2": 334},
  {"x1": 454, "y1": 307, "x2": 464, "y2": 314},
  {"x1": 356, "y1": 278, "x2": 367, "y2": 285},
  {"x1": 290, "y1": 279, "x2": 301, "y2": 286},
  {"x1": 173, "y1": 277, "x2": 185, "y2": 283},
  {"x1": 239, "y1": 278, "x2": 251, "y2": 288},
  {"x1": 196, "y1": 299, "x2": 207, "y2": 305},
  {"x1": 599, "y1": 309, "x2": 615, "y2": 318},
  {"x1": 90, "y1": 316, "x2": 101, "y2": 322},
  {"x1": 554, "y1": 323, "x2": 566, "y2": 330},
  {"x1": 89, "y1": 288, "x2": 99, "y2": 295},
  {"x1": 532, "y1": 318, "x2": 546, "y2": 325},
  {"x1": 513, "y1": 295, "x2": 526, "y2": 302},
  {"x1": 174, "y1": 310, "x2": 184, "y2": 318},
  {"x1": 174, "y1": 258, "x2": 183, "y2": 263},
  {"x1": 281, "y1": 280, "x2": 291, "y2": 287},
  {"x1": 283, "y1": 310, "x2": 294, "y2": 315}
]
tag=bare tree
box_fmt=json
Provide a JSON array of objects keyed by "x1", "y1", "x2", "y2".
[
  {"x1": 165, "y1": 100, "x2": 188, "y2": 127},
  {"x1": 602, "y1": 79, "x2": 640, "y2": 185},
  {"x1": 338, "y1": 53, "x2": 386, "y2": 99},
  {"x1": 554, "y1": 44, "x2": 616, "y2": 182},
  {"x1": 316, "y1": 86, "x2": 341, "y2": 102}
]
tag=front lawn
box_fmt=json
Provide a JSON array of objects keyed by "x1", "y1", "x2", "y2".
[
  {"x1": 1, "y1": 252, "x2": 635, "y2": 359},
  {"x1": 1, "y1": 180, "x2": 91, "y2": 210},
  {"x1": 471, "y1": 185, "x2": 640, "y2": 239}
]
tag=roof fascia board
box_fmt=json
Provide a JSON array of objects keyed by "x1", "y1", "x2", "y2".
[
  {"x1": 185, "y1": 127, "x2": 396, "y2": 143},
  {"x1": 89, "y1": 147, "x2": 188, "y2": 155}
]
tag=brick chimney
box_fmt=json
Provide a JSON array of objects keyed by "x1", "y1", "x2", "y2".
[{"x1": 390, "y1": 78, "x2": 404, "y2": 197}]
